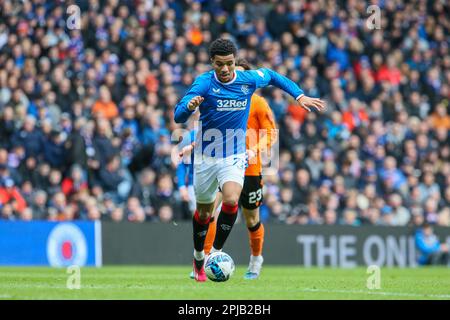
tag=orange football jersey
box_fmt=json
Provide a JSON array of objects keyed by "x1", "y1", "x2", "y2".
[{"x1": 245, "y1": 94, "x2": 277, "y2": 176}]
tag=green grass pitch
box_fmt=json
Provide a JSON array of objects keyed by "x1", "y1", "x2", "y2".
[{"x1": 1, "y1": 266, "x2": 449, "y2": 300}]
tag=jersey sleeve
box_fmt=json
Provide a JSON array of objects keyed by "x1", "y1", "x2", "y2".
[
  {"x1": 174, "y1": 74, "x2": 209, "y2": 123},
  {"x1": 249, "y1": 68, "x2": 304, "y2": 101},
  {"x1": 178, "y1": 129, "x2": 196, "y2": 149},
  {"x1": 252, "y1": 97, "x2": 278, "y2": 154},
  {"x1": 176, "y1": 162, "x2": 188, "y2": 188}
]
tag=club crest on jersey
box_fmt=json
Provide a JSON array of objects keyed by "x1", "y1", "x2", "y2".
[{"x1": 241, "y1": 85, "x2": 249, "y2": 94}]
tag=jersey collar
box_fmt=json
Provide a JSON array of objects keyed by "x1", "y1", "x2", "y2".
[{"x1": 213, "y1": 71, "x2": 237, "y2": 85}]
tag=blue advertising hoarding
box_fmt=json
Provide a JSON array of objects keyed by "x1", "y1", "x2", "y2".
[{"x1": 0, "y1": 221, "x2": 102, "y2": 267}]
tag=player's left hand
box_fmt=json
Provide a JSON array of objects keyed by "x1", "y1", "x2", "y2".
[
  {"x1": 178, "y1": 142, "x2": 195, "y2": 160},
  {"x1": 297, "y1": 95, "x2": 326, "y2": 112},
  {"x1": 245, "y1": 149, "x2": 256, "y2": 168}
]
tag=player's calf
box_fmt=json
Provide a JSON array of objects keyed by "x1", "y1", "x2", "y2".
[
  {"x1": 192, "y1": 210, "x2": 210, "y2": 277},
  {"x1": 213, "y1": 202, "x2": 238, "y2": 250}
]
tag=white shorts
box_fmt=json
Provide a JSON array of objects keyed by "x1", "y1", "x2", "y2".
[
  {"x1": 193, "y1": 154, "x2": 246, "y2": 204},
  {"x1": 187, "y1": 185, "x2": 196, "y2": 213}
]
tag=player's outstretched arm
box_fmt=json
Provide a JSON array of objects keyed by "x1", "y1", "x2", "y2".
[
  {"x1": 174, "y1": 75, "x2": 207, "y2": 123},
  {"x1": 250, "y1": 68, "x2": 326, "y2": 113}
]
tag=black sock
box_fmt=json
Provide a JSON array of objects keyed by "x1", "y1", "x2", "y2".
[
  {"x1": 213, "y1": 203, "x2": 238, "y2": 250},
  {"x1": 248, "y1": 221, "x2": 261, "y2": 232},
  {"x1": 194, "y1": 258, "x2": 204, "y2": 271},
  {"x1": 193, "y1": 211, "x2": 210, "y2": 254}
]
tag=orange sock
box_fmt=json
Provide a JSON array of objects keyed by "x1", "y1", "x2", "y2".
[
  {"x1": 204, "y1": 218, "x2": 216, "y2": 255},
  {"x1": 248, "y1": 222, "x2": 264, "y2": 256}
]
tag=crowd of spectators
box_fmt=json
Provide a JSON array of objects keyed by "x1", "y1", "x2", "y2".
[{"x1": 0, "y1": 0, "x2": 449, "y2": 227}]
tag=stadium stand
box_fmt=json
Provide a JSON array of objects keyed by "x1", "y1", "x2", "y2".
[{"x1": 0, "y1": 0, "x2": 448, "y2": 227}]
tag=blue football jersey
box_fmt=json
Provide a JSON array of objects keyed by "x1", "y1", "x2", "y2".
[{"x1": 174, "y1": 68, "x2": 304, "y2": 158}]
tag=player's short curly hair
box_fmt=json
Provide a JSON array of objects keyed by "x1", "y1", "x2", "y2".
[
  {"x1": 209, "y1": 38, "x2": 237, "y2": 59},
  {"x1": 236, "y1": 58, "x2": 252, "y2": 70}
]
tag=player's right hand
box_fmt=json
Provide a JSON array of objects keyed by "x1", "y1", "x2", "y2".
[
  {"x1": 178, "y1": 142, "x2": 196, "y2": 159},
  {"x1": 188, "y1": 96, "x2": 204, "y2": 111},
  {"x1": 179, "y1": 186, "x2": 190, "y2": 202}
]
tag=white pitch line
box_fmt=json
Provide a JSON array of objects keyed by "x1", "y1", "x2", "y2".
[
  {"x1": 300, "y1": 288, "x2": 450, "y2": 299},
  {"x1": 1, "y1": 282, "x2": 449, "y2": 299},
  {"x1": 0, "y1": 284, "x2": 450, "y2": 299}
]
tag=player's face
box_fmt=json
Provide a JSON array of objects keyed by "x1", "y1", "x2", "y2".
[{"x1": 211, "y1": 54, "x2": 235, "y2": 83}]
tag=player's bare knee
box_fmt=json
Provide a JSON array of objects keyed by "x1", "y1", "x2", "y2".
[
  {"x1": 198, "y1": 211, "x2": 212, "y2": 220},
  {"x1": 197, "y1": 203, "x2": 215, "y2": 220},
  {"x1": 222, "y1": 201, "x2": 239, "y2": 209},
  {"x1": 221, "y1": 182, "x2": 242, "y2": 205},
  {"x1": 246, "y1": 216, "x2": 259, "y2": 228},
  {"x1": 221, "y1": 192, "x2": 240, "y2": 206},
  {"x1": 222, "y1": 196, "x2": 239, "y2": 207},
  {"x1": 243, "y1": 209, "x2": 259, "y2": 227}
]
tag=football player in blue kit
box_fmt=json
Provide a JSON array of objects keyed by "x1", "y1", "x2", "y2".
[{"x1": 174, "y1": 38, "x2": 325, "y2": 282}]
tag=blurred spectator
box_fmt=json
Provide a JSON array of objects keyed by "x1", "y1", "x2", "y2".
[
  {"x1": 418, "y1": 172, "x2": 441, "y2": 204},
  {"x1": 61, "y1": 164, "x2": 89, "y2": 200},
  {"x1": 158, "y1": 205, "x2": 174, "y2": 223},
  {"x1": 30, "y1": 190, "x2": 48, "y2": 220},
  {"x1": 323, "y1": 209, "x2": 337, "y2": 225},
  {"x1": 378, "y1": 157, "x2": 408, "y2": 195},
  {"x1": 19, "y1": 207, "x2": 33, "y2": 221},
  {"x1": 126, "y1": 197, "x2": 146, "y2": 223},
  {"x1": 10, "y1": 115, "x2": 43, "y2": 159},
  {"x1": 93, "y1": 118, "x2": 118, "y2": 165},
  {"x1": 266, "y1": 3, "x2": 289, "y2": 39},
  {"x1": 340, "y1": 209, "x2": 361, "y2": 227},
  {"x1": 91, "y1": 86, "x2": 119, "y2": 120},
  {"x1": 110, "y1": 207, "x2": 124, "y2": 222},
  {"x1": 151, "y1": 172, "x2": 180, "y2": 219},
  {"x1": 0, "y1": 178, "x2": 27, "y2": 214},
  {"x1": 98, "y1": 155, "x2": 132, "y2": 203},
  {"x1": 388, "y1": 194, "x2": 411, "y2": 226},
  {"x1": 83, "y1": 196, "x2": 102, "y2": 221},
  {"x1": 429, "y1": 102, "x2": 450, "y2": 130},
  {"x1": 293, "y1": 169, "x2": 312, "y2": 206},
  {"x1": 47, "y1": 192, "x2": 68, "y2": 221},
  {"x1": 0, "y1": 106, "x2": 15, "y2": 149},
  {"x1": 415, "y1": 223, "x2": 449, "y2": 266},
  {"x1": 130, "y1": 168, "x2": 156, "y2": 220},
  {"x1": 43, "y1": 130, "x2": 66, "y2": 169},
  {"x1": 1, "y1": 204, "x2": 15, "y2": 221},
  {"x1": 46, "y1": 169, "x2": 63, "y2": 199}
]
